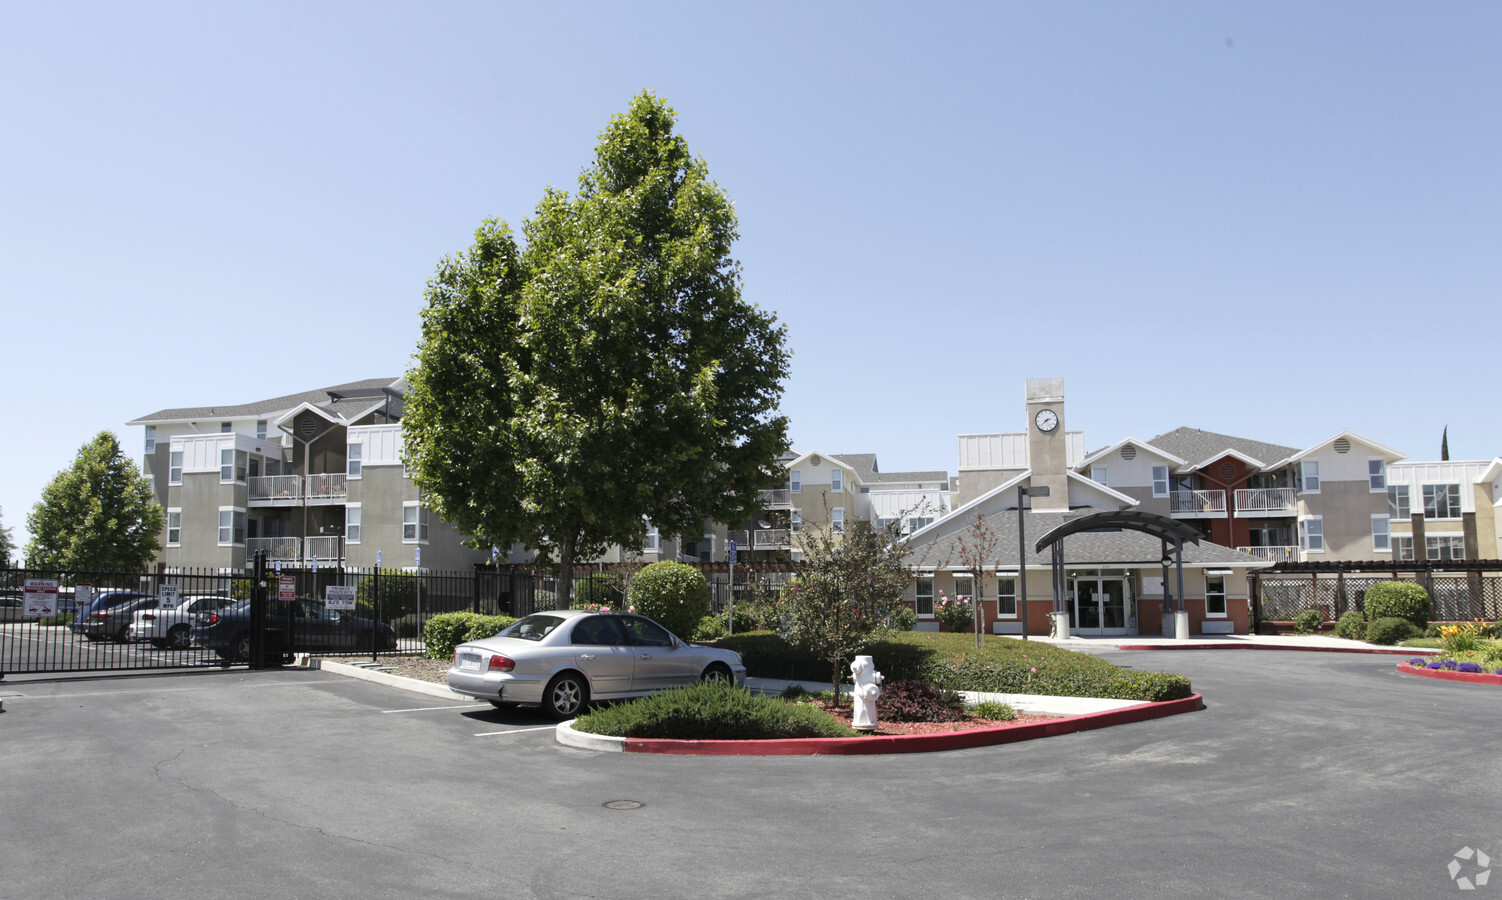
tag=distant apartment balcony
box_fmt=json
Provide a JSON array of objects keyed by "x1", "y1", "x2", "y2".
[
  {"x1": 1236, "y1": 545, "x2": 1300, "y2": 563},
  {"x1": 248, "y1": 475, "x2": 302, "y2": 507},
  {"x1": 726, "y1": 530, "x2": 750, "y2": 550},
  {"x1": 759, "y1": 488, "x2": 792, "y2": 509},
  {"x1": 305, "y1": 473, "x2": 348, "y2": 505},
  {"x1": 753, "y1": 528, "x2": 792, "y2": 550},
  {"x1": 246, "y1": 536, "x2": 301, "y2": 562},
  {"x1": 1234, "y1": 488, "x2": 1297, "y2": 517},
  {"x1": 1169, "y1": 489, "x2": 1226, "y2": 518}
]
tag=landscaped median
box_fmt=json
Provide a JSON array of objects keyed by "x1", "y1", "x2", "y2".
[{"x1": 1397, "y1": 659, "x2": 1502, "y2": 686}]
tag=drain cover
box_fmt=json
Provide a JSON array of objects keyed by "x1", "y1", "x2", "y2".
[{"x1": 602, "y1": 800, "x2": 645, "y2": 810}]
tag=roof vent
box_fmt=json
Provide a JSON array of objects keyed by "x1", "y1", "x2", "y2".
[
  {"x1": 299, "y1": 416, "x2": 317, "y2": 438},
  {"x1": 1333, "y1": 438, "x2": 1351, "y2": 454},
  {"x1": 1219, "y1": 462, "x2": 1237, "y2": 480},
  {"x1": 810, "y1": 456, "x2": 821, "y2": 466},
  {"x1": 1120, "y1": 446, "x2": 1137, "y2": 461}
]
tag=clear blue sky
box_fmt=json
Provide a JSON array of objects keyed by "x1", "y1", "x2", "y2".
[{"x1": 4, "y1": 1, "x2": 1499, "y2": 550}]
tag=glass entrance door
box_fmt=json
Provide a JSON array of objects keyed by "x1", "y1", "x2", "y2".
[{"x1": 1072, "y1": 577, "x2": 1130, "y2": 636}]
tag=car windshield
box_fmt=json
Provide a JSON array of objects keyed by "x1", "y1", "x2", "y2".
[{"x1": 500, "y1": 614, "x2": 565, "y2": 641}]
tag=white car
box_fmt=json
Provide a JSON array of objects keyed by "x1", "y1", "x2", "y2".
[
  {"x1": 446, "y1": 608, "x2": 747, "y2": 718},
  {"x1": 127, "y1": 595, "x2": 234, "y2": 649}
]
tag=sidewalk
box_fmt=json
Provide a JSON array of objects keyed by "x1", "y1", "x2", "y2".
[{"x1": 1020, "y1": 633, "x2": 1434, "y2": 655}]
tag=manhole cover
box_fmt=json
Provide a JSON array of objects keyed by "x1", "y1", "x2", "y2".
[{"x1": 602, "y1": 800, "x2": 645, "y2": 810}]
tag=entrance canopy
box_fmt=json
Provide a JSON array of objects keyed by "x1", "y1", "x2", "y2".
[{"x1": 1032, "y1": 509, "x2": 1202, "y2": 631}]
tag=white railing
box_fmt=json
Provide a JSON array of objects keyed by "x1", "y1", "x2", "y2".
[
  {"x1": 246, "y1": 537, "x2": 301, "y2": 561},
  {"x1": 760, "y1": 488, "x2": 791, "y2": 508},
  {"x1": 306, "y1": 473, "x2": 348, "y2": 503},
  {"x1": 1236, "y1": 545, "x2": 1300, "y2": 563},
  {"x1": 1234, "y1": 488, "x2": 1297, "y2": 516},
  {"x1": 248, "y1": 475, "x2": 302, "y2": 504},
  {"x1": 726, "y1": 530, "x2": 750, "y2": 549},
  {"x1": 1169, "y1": 489, "x2": 1226, "y2": 516},
  {"x1": 754, "y1": 528, "x2": 791, "y2": 549},
  {"x1": 305, "y1": 536, "x2": 342, "y2": 563}
]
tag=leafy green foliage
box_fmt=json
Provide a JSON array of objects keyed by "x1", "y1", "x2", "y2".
[
  {"x1": 691, "y1": 613, "x2": 728, "y2": 642},
  {"x1": 25, "y1": 432, "x2": 164, "y2": 571},
  {"x1": 1333, "y1": 610, "x2": 1366, "y2": 640},
  {"x1": 968, "y1": 700, "x2": 1016, "y2": 720},
  {"x1": 1362, "y1": 582, "x2": 1431, "y2": 629},
  {"x1": 423, "y1": 612, "x2": 518, "y2": 660},
  {"x1": 629, "y1": 562, "x2": 710, "y2": 639},
  {"x1": 885, "y1": 605, "x2": 918, "y2": 632},
  {"x1": 876, "y1": 680, "x2": 966, "y2": 722},
  {"x1": 1292, "y1": 609, "x2": 1323, "y2": 634},
  {"x1": 571, "y1": 680, "x2": 857, "y2": 739},
  {"x1": 355, "y1": 572, "x2": 425, "y2": 622},
  {"x1": 401, "y1": 91, "x2": 791, "y2": 607},
  {"x1": 573, "y1": 573, "x2": 624, "y2": 609},
  {"x1": 1365, "y1": 616, "x2": 1421, "y2": 646}
]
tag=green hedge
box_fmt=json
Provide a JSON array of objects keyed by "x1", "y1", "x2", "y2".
[
  {"x1": 1333, "y1": 610, "x2": 1366, "y2": 641},
  {"x1": 423, "y1": 612, "x2": 518, "y2": 660},
  {"x1": 571, "y1": 680, "x2": 857, "y2": 739},
  {"x1": 629, "y1": 562, "x2": 710, "y2": 639},
  {"x1": 1365, "y1": 616, "x2": 1420, "y2": 646},
  {"x1": 1363, "y1": 582, "x2": 1430, "y2": 629}
]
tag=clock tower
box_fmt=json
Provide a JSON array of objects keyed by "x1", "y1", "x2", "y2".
[{"x1": 1025, "y1": 377, "x2": 1068, "y2": 511}]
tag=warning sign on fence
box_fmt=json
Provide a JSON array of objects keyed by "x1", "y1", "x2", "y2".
[
  {"x1": 279, "y1": 576, "x2": 296, "y2": 602},
  {"x1": 325, "y1": 585, "x2": 355, "y2": 611},
  {"x1": 24, "y1": 579, "x2": 59, "y2": 618}
]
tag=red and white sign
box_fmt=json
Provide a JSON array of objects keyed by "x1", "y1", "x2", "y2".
[
  {"x1": 24, "y1": 579, "x2": 59, "y2": 618},
  {"x1": 278, "y1": 576, "x2": 296, "y2": 602}
]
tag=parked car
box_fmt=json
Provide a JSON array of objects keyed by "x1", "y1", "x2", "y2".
[
  {"x1": 79, "y1": 596, "x2": 166, "y2": 643},
  {"x1": 192, "y1": 597, "x2": 398, "y2": 661},
  {"x1": 126, "y1": 595, "x2": 234, "y2": 649},
  {"x1": 70, "y1": 591, "x2": 156, "y2": 639},
  {"x1": 445, "y1": 608, "x2": 747, "y2": 719},
  {"x1": 0, "y1": 594, "x2": 25, "y2": 622}
]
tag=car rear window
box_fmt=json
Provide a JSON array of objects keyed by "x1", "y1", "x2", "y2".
[{"x1": 501, "y1": 615, "x2": 565, "y2": 641}]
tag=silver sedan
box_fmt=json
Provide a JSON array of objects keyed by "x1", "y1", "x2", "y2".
[{"x1": 446, "y1": 608, "x2": 747, "y2": 718}]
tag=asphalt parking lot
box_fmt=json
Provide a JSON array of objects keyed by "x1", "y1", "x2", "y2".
[{"x1": 2, "y1": 650, "x2": 1497, "y2": 899}]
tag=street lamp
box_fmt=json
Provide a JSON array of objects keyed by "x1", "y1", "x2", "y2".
[{"x1": 1017, "y1": 485, "x2": 1050, "y2": 640}]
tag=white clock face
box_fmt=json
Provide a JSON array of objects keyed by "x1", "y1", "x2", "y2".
[{"x1": 1035, "y1": 409, "x2": 1059, "y2": 432}]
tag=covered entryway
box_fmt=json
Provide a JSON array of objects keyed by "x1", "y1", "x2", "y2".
[{"x1": 1071, "y1": 572, "x2": 1132, "y2": 636}]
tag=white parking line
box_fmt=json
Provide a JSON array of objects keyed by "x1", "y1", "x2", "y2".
[
  {"x1": 473, "y1": 725, "x2": 556, "y2": 737},
  {"x1": 381, "y1": 705, "x2": 476, "y2": 713}
]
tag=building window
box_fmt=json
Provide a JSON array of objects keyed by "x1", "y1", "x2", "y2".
[
  {"x1": 1205, "y1": 575, "x2": 1227, "y2": 617},
  {"x1": 831, "y1": 508, "x2": 844, "y2": 533},
  {"x1": 403, "y1": 503, "x2": 429, "y2": 543},
  {"x1": 790, "y1": 470, "x2": 801, "y2": 493},
  {"x1": 790, "y1": 509, "x2": 802, "y2": 533},
  {"x1": 347, "y1": 443, "x2": 362, "y2": 479},
  {"x1": 221, "y1": 422, "x2": 232, "y2": 433},
  {"x1": 1388, "y1": 485, "x2": 1410, "y2": 519},
  {"x1": 644, "y1": 522, "x2": 660, "y2": 552},
  {"x1": 699, "y1": 532, "x2": 714, "y2": 562},
  {"x1": 1423, "y1": 484, "x2": 1461, "y2": 519},
  {"x1": 345, "y1": 505, "x2": 361, "y2": 544},
  {"x1": 1091, "y1": 466, "x2": 1108, "y2": 485},
  {"x1": 1151, "y1": 466, "x2": 1169, "y2": 498},
  {"x1": 218, "y1": 509, "x2": 246, "y2": 545},
  {"x1": 915, "y1": 575, "x2": 934, "y2": 617},
  {"x1": 1368, "y1": 459, "x2": 1386, "y2": 491},
  {"x1": 996, "y1": 575, "x2": 1018, "y2": 617},
  {"x1": 907, "y1": 516, "x2": 933, "y2": 533},
  {"x1": 953, "y1": 574, "x2": 974, "y2": 602},
  {"x1": 1427, "y1": 535, "x2": 1465, "y2": 561},
  {"x1": 167, "y1": 509, "x2": 181, "y2": 546},
  {"x1": 1299, "y1": 516, "x2": 1324, "y2": 553},
  {"x1": 1300, "y1": 460, "x2": 1320, "y2": 494},
  {"x1": 169, "y1": 451, "x2": 183, "y2": 484},
  {"x1": 145, "y1": 426, "x2": 156, "y2": 454},
  {"x1": 1371, "y1": 515, "x2": 1391, "y2": 552},
  {"x1": 830, "y1": 469, "x2": 843, "y2": 493},
  {"x1": 220, "y1": 448, "x2": 247, "y2": 483},
  {"x1": 1392, "y1": 536, "x2": 1414, "y2": 561}
]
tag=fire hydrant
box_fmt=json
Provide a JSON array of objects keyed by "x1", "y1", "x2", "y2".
[{"x1": 850, "y1": 655, "x2": 884, "y2": 732}]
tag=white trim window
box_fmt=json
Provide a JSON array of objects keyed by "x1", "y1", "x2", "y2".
[
  {"x1": 996, "y1": 574, "x2": 1018, "y2": 618},
  {"x1": 699, "y1": 532, "x2": 714, "y2": 563},
  {"x1": 907, "y1": 516, "x2": 933, "y2": 533},
  {"x1": 1371, "y1": 514, "x2": 1390, "y2": 552},
  {"x1": 220, "y1": 448, "x2": 247, "y2": 483},
  {"x1": 218, "y1": 508, "x2": 246, "y2": 546},
  {"x1": 1300, "y1": 460, "x2": 1320, "y2": 494},
  {"x1": 1205, "y1": 575, "x2": 1227, "y2": 618},
  {"x1": 166, "y1": 509, "x2": 182, "y2": 546},
  {"x1": 1299, "y1": 516, "x2": 1325, "y2": 553},
  {"x1": 915, "y1": 575, "x2": 935, "y2": 617},
  {"x1": 1422, "y1": 484, "x2": 1461, "y2": 519},
  {"x1": 790, "y1": 470, "x2": 802, "y2": 493},
  {"x1": 402, "y1": 503, "x2": 429, "y2": 543},
  {"x1": 1091, "y1": 466, "x2": 1108, "y2": 486},
  {"x1": 169, "y1": 450, "x2": 183, "y2": 484},
  {"x1": 953, "y1": 573, "x2": 975, "y2": 602},
  {"x1": 256, "y1": 420, "x2": 267, "y2": 441},
  {"x1": 1368, "y1": 459, "x2": 1386, "y2": 491},
  {"x1": 831, "y1": 508, "x2": 845, "y2": 533},
  {"x1": 345, "y1": 504, "x2": 361, "y2": 544},
  {"x1": 1426, "y1": 535, "x2": 1465, "y2": 561},
  {"x1": 145, "y1": 426, "x2": 156, "y2": 454},
  {"x1": 644, "y1": 522, "x2": 660, "y2": 552},
  {"x1": 1392, "y1": 536, "x2": 1415, "y2": 562},
  {"x1": 1151, "y1": 466, "x2": 1169, "y2": 498},
  {"x1": 347, "y1": 443, "x2": 363, "y2": 479},
  {"x1": 220, "y1": 422, "x2": 232, "y2": 433},
  {"x1": 830, "y1": 469, "x2": 843, "y2": 493},
  {"x1": 1388, "y1": 485, "x2": 1410, "y2": 519}
]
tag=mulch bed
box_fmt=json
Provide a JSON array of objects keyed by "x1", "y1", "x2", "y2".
[{"x1": 804, "y1": 698, "x2": 1056, "y2": 735}]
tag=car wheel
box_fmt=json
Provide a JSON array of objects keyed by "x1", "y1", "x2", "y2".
[
  {"x1": 700, "y1": 663, "x2": 733, "y2": 683},
  {"x1": 233, "y1": 632, "x2": 252, "y2": 661},
  {"x1": 543, "y1": 672, "x2": 589, "y2": 720},
  {"x1": 114, "y1": 626, "x2": 131, "y2": 643},
  {"x1": 166, "y1": 626, "x2": 192, "y2": 650}
]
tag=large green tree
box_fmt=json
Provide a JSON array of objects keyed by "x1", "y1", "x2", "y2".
[
  {"x1": 26, "y1": 431, "x2": 165, "y2": 571},
  {"x1": 404, "y1": 91, "x2": 791, "y2": 606}
]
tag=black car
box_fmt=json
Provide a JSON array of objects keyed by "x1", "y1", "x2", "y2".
[
  {"x1": 70, "y1": 591, "x2": 157, "y2": 639},
  {"x1": 192, "y1": 597, "x2": 398, "y2": 661}
]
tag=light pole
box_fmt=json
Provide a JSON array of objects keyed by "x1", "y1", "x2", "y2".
[{"x1": 1017, "y1": 484, "x2": 1050, "y2": 640}]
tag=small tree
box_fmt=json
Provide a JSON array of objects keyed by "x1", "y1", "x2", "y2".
[
  {"x1": 779, "y1": 518, "x2": 914, "y2": 705},
  {"x1": 950, "y1": 512, "x2": 1001, "y2": 649},
  {"x1": 26, "y1": 432, "x2": 164, "y2": 572}
]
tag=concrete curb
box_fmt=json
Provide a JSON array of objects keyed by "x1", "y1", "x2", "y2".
[
  {"x1": 1396, "y1": 662, "x2": 1502, "y2": 685},
  {"x1": 314, "y1": 659, "x2": 485, "y2": 703},
  {"x1": 1116, "y1": 643, "x2": 1437, "y2": 656},
  {"x1": 557, "y1": 693, "x2": 1204, "y2": 756}
]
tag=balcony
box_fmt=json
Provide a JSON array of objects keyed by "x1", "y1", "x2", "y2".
[
  {"x1": 248, "y1": 475, "x2": 302, "y2": 507},
  {"x1": 246, "y1": 536, "x2": 300, "y2": 562},
  {"x1": 305, "y1": 536, "x2": 343, "y2": 563},
  {"x1": 1234, "y1": 488, "x2": 1297, "y2": 517},
  {"x1": 1169, "y1": 489, "x2": 1226, "y2": 518},
  {"x1": 305, "y1": 473, "x2": 348, "y2": 505},
  {"x1": 1236, "y1": 545, "x2": 1300, "y2": 563},
  {"x1": 753, "y1": 528, "x2": 792, "y2": 550},
  {"x1": 759, "y1": 488, "x2": 792, "y2": 509}
]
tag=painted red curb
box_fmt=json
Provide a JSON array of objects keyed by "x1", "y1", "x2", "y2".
[
  {"x1": 1396, "y1": 662, "x2": 1502, "y2": 685},
  {"x1": 1116, "y1": 643, "x2": 1435, "y2": 656},
  {"x1": 620, "y1": 692, "x2": 1204, "y2": 756}
]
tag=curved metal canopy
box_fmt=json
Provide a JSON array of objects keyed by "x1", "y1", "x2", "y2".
[{"x1": 1033, "y1": 509, "x2": 1204, "y2": 553}]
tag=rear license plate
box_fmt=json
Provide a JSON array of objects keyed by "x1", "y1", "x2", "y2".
[{"x1": 459, "y1": 653, "x2": 481, "y2": 672}]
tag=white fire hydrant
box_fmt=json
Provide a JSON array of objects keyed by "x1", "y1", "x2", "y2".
[{"x1": 850, "y1": 655, "x2": 884, "y2": 732}]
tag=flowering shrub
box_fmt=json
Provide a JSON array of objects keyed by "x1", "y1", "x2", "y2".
[
  {"x1": 1457, "y1": 662, "x2": 1484, "y2": 674},
  {"x1": 934, "y1": 591, "x2": 975, "y2": 633},
  {"x1": 1437, "y1": 620, "x2": 1487, "y2": 653}
]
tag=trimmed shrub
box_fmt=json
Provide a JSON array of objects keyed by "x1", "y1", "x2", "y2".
[
  {"x1": 1365, "y1": 616, "x2": 1420, "y2": 646},
  {"x1": 969, "y1": 700, "x2": 1016, "y2": 720},
  {"x1": 1333, "y1": 611, "x2": 1366, "y2": 641},
  {"x1": 691, "y1": 614, "x2": 729, "y2": 642},
  {"x1": 877, "y1": 679, "x2": 966, "y2": 722},
  {"x1": 1363, "y1": 582, "x2": 1431, "y2": 629},
  {"x1": 886, "y1": 605, "x2": 918, "y2": 631},
  {"x1": 573, "y1": 573, "x2": 624, "y2": 610},
  {"x1": 423, "y1": 612, "x2": 517, "y2": 660},
  {"x1": 571, "y1": 680, "x2": 857, "y2": 739},
  {"x1": 628, "y1": 562, "x2": 710, "y2": 639},
  {"x1": 1292, "y1": 609, "x2": 1323, "y2": 635}
]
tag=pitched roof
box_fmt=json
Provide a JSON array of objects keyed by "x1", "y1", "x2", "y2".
[
  {"x1": 129, "y1": 378, "x2": 404, "y2": 425},
  {"x1": 827, "y1": 454, "x2": 949, "y2": 486},
  {"x1": 1145, "y1": 427, "x2": 1299, "y2": 470}
]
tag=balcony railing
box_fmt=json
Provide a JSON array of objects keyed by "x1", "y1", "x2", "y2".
[
  {"x1": 1234, "y1": 488, "x2": 1297, "y2": 516},
  {"x1": 248, "y1": 475, "x2": 302, "y2": 505},
  {"x1": 246, "y1": 537, "x2": 301, "y2": 562},
  {"x1": 1236, "y1": 545, "x2": 1300, "y2": 563},
  {"x1": 1169, "y1": 489, "x2": 1226, "y2": 518},
  {"x1": 759, "y1": 488, "x2": 791, "y2": 508},
  {"x1": 306, "y1": 473, "x2": 348, "y2": 504},
  {"x1": 305, "y1": 536, "x2": 342, "y2": 563},
  {"x1": 753, "y1": 528, "x2": 791, "y2": 549}
]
